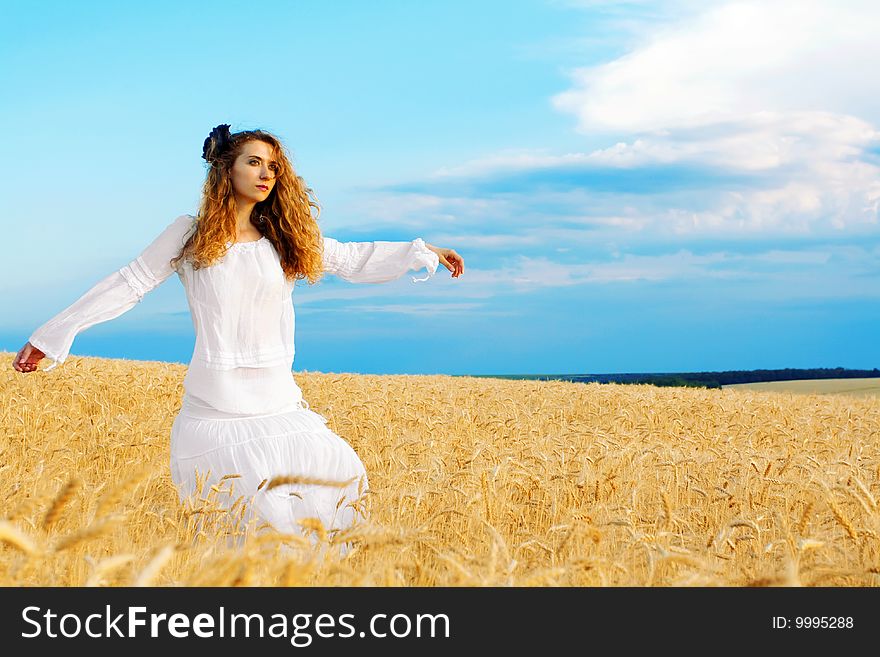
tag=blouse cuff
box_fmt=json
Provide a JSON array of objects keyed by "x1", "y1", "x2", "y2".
[
  {"x1": 410, "y1": 238, "x2": 440, "y2": 283},
  {"x1": 27, "y1": 335, "x2": 64, "y2": 372}
]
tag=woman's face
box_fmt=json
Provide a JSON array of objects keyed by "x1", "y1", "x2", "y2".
[{"x1": 229, "y1": 140, "x2": 279, "y2": 204}]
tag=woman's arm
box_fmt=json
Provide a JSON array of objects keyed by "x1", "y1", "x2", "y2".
[
  {"x1": 18, "y1": 214, "x2": 196, "y2": 372},
  {"x1": 322, "y1": 236, "x2": 463, "y2": 284}
]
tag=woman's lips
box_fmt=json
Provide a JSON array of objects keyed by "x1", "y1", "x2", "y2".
[{"x1": 256, "y1": 185, "x2": 269, "y2": 191}]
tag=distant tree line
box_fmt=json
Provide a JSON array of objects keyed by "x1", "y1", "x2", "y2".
[{"x1": 475, "y1": 367, "x2": 880, "y2": 389}]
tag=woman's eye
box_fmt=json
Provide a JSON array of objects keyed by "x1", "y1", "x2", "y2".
[{"x1": 251, "y1": 160, "x2": 278, "y2": 171}]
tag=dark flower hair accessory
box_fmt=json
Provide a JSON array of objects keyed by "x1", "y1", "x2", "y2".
[{"x1": 202, "y1": 123, "x2": 232, "y2": 164}]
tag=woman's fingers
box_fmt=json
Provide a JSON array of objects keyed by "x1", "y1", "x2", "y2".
[
  {"x1": 445, "y1": 258, "x2": 461, "y2": 277},
  {"x1": 13, "y1": 345, "x2": 27, "y2": 372},
  {"x1": 435, "y1": 248, "x2": 464, "y2": 278},
  {"x1": 428, "y1": 244, "x2": 464, "y2": 278},
  {"x1": 449, "y1": 251, "x2": 464, "y2": 277},
  {"x1": 14, "y1": 343, "x2": 38, "y2": 373},
  {"x1": 448, "y1": 252, "x2": 464, "y2": 277}
]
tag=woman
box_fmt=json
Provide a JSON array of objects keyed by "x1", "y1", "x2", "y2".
[{"x1": 12, "y1": 124, "x2": 464, "y2": 550}]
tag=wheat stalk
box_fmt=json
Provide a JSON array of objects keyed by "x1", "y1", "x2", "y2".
[
  {"x1": 0, "y1": 520, "x2": 42, "y2": 556},
  {"x1": 94, "y1": 468, "x2": 153, "y2": 518},
  {"x1": 85, "y1": 553, "x2": 135, "y2": 586},
  {"x1": 42, "y1": 477, "x2": 81, "y2": 531},
  {"x1": 298, "y1": 517, "x2": 327, "y2": 542},
  {"x1": 134, "y1": 544, "x2": 176, "y2": 586},
  {"x1": 266, "y1": 475, "x2": 358, "y2": 490},
  {"x1": 53, "y1": 516, "x2": 122, "y2": 553},
  {"x1": 827, "y1": 497, "x2": 858, "y2": 540},
  {"x1": 796, "y1": 501, "x2": 814, "y2": 535}
]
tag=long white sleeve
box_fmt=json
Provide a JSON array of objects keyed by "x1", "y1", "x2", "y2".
[
  {"x1": 28, "y1": 214, "x2": 196, "y2": 371},
  {"x1": 321, "y1": 236, "x2": 440, "y2": 283}
]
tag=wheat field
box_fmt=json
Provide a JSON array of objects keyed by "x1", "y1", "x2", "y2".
[
  {"x1": 723, "y1": 377, "x2": 880, "y2": 398},
  {"x1": 2, "y1": 351, "x2": 879, "y2": 586}
]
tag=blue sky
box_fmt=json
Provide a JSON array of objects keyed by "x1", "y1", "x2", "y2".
[{"x1": 2, "y1": 0, "x2": 878, "y2": 375}]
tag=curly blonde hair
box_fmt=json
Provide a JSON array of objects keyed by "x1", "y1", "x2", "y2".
[{"x1": 170, "y1": 128, "x2": 325, "y2": 284}]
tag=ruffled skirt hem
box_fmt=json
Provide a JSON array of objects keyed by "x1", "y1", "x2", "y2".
[{"x1": 170, "y1": 394, "x2": 369, "y2": 547}]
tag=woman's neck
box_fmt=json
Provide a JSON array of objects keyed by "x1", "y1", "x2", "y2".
[{"x1": 234, "y1": 202, "x2": 259, "y2": 236}]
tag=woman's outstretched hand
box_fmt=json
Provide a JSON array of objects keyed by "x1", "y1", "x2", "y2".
[
  {"x1": 425, "y1": 244, "x2": 465, "y2": 278},
  {"x1": 13, "y1": 342, "x2": 45, "y2": 373}
]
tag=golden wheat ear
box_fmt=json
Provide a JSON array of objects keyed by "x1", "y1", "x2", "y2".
[{"x1": 42, "y1": 477, "x2": 81, "y2": 531}]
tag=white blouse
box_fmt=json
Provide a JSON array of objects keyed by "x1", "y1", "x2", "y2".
[{"x1": 28, "y1": 214, "x2": 440, "y2": 415}]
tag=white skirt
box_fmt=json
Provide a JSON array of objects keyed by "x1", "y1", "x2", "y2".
[{"x1": 169, "y1": 393, "x2": 369, "y2": 547}]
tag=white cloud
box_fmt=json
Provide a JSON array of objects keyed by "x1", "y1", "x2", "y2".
[
  {"x1": 581, "y1": 112, "x2": 880, "y2": 172},
  {"x1": 322, "y1": 1, "x2": 880, "y2": 248},
  {"x1": 419, "y1": 1, "x2": 880, "y2": 236},
  {"x1": 321, "y1": 302, "x2": 515, "y2": 317},
  {"x1": 501, "y1": 250, "x2": 739, "y2": 288},
  {"x1": 431, "y1": 150, "x2": 595, "y2": 178},
  {"x1": 429, "y1": 109, "x2": 880, "y2": 176},
  {"x1": 552, "y1": 1, "x2": 880, "y2": 133},
  {"x1": 451, "y1": 242, "x2": 877, "y2": 297},
  {"x1": 558, "y1": 3, "x2": 871, "y2": 235},
  {"x1": 288, "y1": 242, "x2": 876, "y2": 313},
  {"x1": 330, "y1": 193, "x2": 512, "y2": 230},
  {"x1": 422, "y1": 232, "x2": 543, "y2": 249}
]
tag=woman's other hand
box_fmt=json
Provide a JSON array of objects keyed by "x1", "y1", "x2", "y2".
[
  {"x1": 13, "y1": 342, "x2": 45, "y2": 373},
  {"x1": 425, "y1": 244, "x2": 465, "y2": 278}
]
